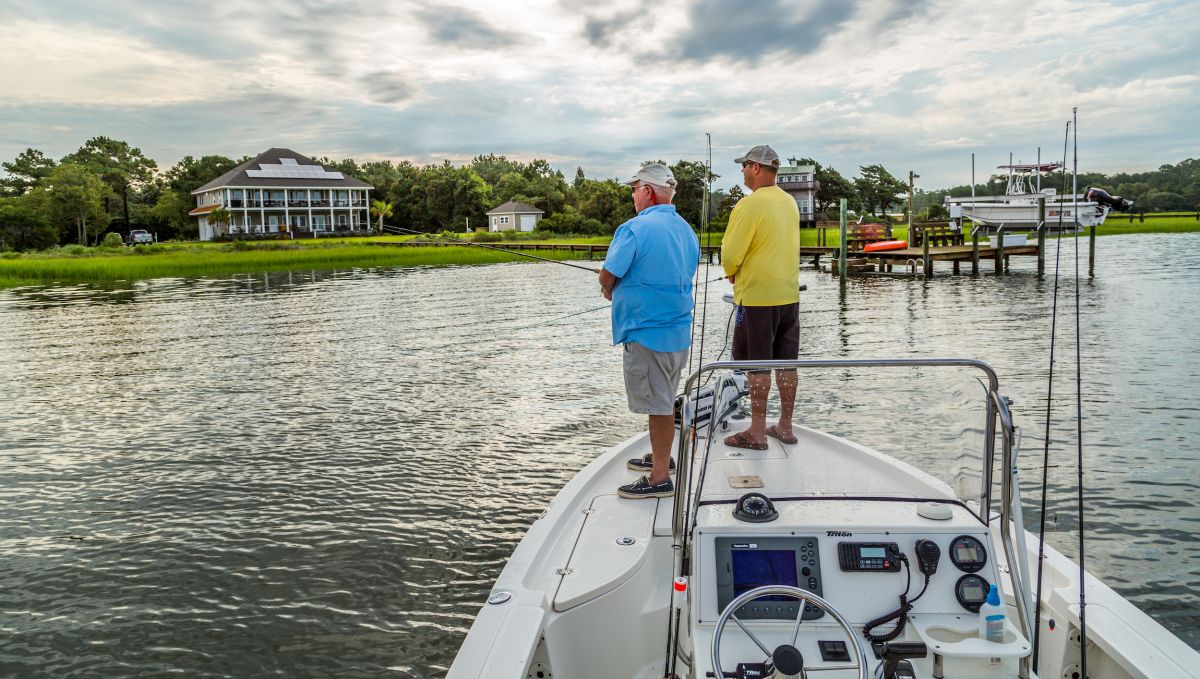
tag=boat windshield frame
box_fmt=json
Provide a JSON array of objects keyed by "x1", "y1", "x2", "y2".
[{"x1": 670, "y1": 357, "x2": 1031, "y2": 640}]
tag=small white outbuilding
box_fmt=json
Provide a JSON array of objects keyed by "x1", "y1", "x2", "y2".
[{"x1": 486, "y1": 201, "x2": 544, "y2": 232}]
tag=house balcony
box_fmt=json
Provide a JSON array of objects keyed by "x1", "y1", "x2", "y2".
[{"x1": 778, "y1": 179, "x2": 820, "y2": 191}]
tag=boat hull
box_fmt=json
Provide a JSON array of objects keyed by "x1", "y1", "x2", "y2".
[
  {"x1": 448, "y1": 428, "x2": 1200, "y2": 679},
  {"x1": 947, "y1": 195, "x2": 1110, "y2": 229}
]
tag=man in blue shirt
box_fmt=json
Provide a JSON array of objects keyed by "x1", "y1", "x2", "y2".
[{"x1": 599, "y1": 162, "x2": 700, "y2": 499}]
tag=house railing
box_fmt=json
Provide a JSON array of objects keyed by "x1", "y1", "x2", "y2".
[{"x1": 778, "y1": 179, "x2": 819, "y2": 191}]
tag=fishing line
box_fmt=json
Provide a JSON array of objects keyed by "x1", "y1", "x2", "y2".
[
  {"x1": 379, "y1": 224, "x2": 601, "y2": 274},
  {"x1": 510, "y1": 303, "x2": 610, "y2": 331},
  {"x1": 669, "y1": 135, "x2": 718, "y2": 678}
]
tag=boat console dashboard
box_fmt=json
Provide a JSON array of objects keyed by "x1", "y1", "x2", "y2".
[
  {"x1": 692, "y1": 492, "x2": 1012, "y2": 674},
  {"x1": 697, "y1": 496, "x2": 1000, "y2": 623}
]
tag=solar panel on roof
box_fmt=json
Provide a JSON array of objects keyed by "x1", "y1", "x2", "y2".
[{"x1": 246, "y1": 167, "x2": 345, "y2": 180}]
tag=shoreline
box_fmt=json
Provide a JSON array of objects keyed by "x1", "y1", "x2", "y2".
[{"x1": 2, "y1": 219, "x2": 1197, "y2": 290}]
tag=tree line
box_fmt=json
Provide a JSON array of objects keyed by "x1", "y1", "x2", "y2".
[{"x1": 1, "y1": 136, "x2": 1195, "y2": 252}]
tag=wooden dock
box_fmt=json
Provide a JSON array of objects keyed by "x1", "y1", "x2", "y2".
[
  {"x1": 829, "y1": 243, "x2": 1042, "y2": 276},
  {"x1": 374, "y1": 240, "x2": 723, "y2": 263},
  {"x1": 376, "y1": 235, "x2": 1067, "y2": 278}
]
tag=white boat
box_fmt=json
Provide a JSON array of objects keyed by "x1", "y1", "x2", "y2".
[
  {"x1": 448, "y1": 358, "x2": 1199, "y2": 679},
  {"x1": 944, "y1": 163, "x2": 1133, "y2": 231}
]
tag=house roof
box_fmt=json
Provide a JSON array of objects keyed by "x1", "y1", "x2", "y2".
[
  {"x1": 192, "y1": 148, "x2": 372, "y2": 194},
  {"x1": 188, "y1": 204, "x2": 220, "y2": 216},
  {"x1": 486, "y1": 200, "x2": 544, "y2": 215},
  {"x1": 778, "y1": 164, "x2": 816, "y2": 174}
]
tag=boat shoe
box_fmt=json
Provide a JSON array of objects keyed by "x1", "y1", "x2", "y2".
[
  {"x1": 618, "y1": 475, "x2": 675, "y2": 499},
  {"x1": 625, "y1": 453, "x2": 677, "y2": 474}
]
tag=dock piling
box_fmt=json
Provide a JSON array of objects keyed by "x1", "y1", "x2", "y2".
[
  {"x1": 971, "y1": 228, "x2": 979, "y2": 275},
  {"x1": 1037, "y1": 198, "x2": 1046, "y2": 276},
  {"x1": 921, "y1": 224, "x2": 931, "y2": 278},
  {"x1": 1088, "y1": 224, "x2": 1097, "y2": 278},
  {"x1": 995, "y1": 229, "x2": 1005, "y2": 274},
  {"x1": 838, "y1": 199, "x2": 848, "y2": 280}
]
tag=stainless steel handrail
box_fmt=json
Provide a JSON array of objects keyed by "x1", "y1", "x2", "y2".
[
  {"x1": 672, "y1": 358, "x2": 1000, "y2": 542},
  {"x1": 669, "y1": 356, "x2": 1033, "y2": 672}
]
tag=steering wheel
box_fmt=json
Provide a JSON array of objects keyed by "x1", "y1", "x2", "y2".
[{"x1": 711, "y1": 585, "x2": 867, "y2": 679}]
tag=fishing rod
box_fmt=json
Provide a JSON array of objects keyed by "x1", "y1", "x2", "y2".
[
  {"x1": 379, "y1": 224, "x2": 601, "y2": 274},
  {"x1": 1032, "y1": 118, "x2": 1070, "y2": 674}
]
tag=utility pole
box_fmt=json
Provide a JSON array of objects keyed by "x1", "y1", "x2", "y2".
[{"x1": 908, "y1": 170, "x2": 919, "y2": 243}]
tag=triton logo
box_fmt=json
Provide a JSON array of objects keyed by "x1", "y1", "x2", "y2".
[{"x1": 826, "y1": 530, "x2": 852, "y2": 537}]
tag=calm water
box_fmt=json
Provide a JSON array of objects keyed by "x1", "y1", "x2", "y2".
[{"x1": 1, "y1": 233, "x2": 1197, "y2": 677}]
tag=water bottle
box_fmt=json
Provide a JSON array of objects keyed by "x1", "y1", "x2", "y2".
[{"x1": 978, "y1": 584, "x2": 1005, "y2": 643}]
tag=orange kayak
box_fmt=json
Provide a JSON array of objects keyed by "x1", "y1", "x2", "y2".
[{"x1": 863, "y1": 240, "x2": 908, "y2": 252}]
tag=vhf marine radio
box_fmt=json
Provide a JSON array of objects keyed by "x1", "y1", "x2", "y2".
[{"x1": 838, "y1": 542, "x2": 902, "y2": 572}]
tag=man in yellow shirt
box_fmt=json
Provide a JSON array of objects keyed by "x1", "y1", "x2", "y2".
[{"x1": 720, "y1": 145, "x2": 801, "y2": 450}]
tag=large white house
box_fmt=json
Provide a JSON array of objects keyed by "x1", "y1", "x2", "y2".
[
  {"x1": 190, "y1": 148, "x2": 372, "y2": 240},
  {"x1": 776, "y1": 159, "x2": 821, "y2": 227}
]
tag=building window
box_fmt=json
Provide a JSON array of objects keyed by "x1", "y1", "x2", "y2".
[{"x1": 500, "y1": 216, "x2": 510, "y2": 225}]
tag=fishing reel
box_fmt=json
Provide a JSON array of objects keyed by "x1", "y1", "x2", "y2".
[{"x1": 675, "y1": 372, "x2": 749, "y2": 433}]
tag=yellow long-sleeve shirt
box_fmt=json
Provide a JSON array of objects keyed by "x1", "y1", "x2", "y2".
[{"x1": 721, "y1": 185, "x2": 800, "y2": 306}]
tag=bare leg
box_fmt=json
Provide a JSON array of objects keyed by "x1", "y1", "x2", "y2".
[
  {"x1": 647, "y1": 414, "x2": 675, "y2": 485},
  {"x1": 728, "y1": 371, "x2": 771, "y2": 445},
  {"x1": 775, "y1": 369, "x2": 797, "y2": 437}
]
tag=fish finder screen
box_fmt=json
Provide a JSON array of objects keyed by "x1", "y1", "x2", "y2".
[{"x1": 731, "y1": 550, "x2": 798, "y2": 600}]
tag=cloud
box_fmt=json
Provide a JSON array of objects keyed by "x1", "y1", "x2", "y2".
[
  {"x1": 412, "y1": 5, "x2": 519, "y2": 49},
  {"x1": 581, "y1": 9, "x2": 639, "y2": 48},
  {"x1": 362, "y1": 71, "x2": 416, "y2": 105},
  {"x1": 0, "y1": 21, "x2": 230, "y2": 107},
  {"x1": 671, "y1": 0, "x2": 856, "y2": 64},
  {"x1": 0, "y1": 0, "x2": 1197, "y2": 190}
]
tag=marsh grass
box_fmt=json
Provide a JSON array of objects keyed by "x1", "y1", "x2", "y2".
[
  {"x1": 0, "y1": 241, "x2": 580, "y2": 289},
  {"x1": 4, "y1": 218, "x2": 1197, "y2": 290}
]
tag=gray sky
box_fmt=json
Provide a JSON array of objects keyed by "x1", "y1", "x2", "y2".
[{"x1": 1, "y1": 0, "x2": 1196, "y2": 190}]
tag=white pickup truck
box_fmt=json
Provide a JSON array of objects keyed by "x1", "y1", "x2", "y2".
[{"x1": 127, "y1": 230, "x2": 154, "y2": 245}]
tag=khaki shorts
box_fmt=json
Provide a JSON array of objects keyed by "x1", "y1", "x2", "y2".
[{"x1": 623, "y1": 342, "x2": 688, "y2": 416}]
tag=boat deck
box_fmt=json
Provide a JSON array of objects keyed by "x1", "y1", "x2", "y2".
[{"x1": 691, "y1": 421, "x2": 955, "y2": 505}]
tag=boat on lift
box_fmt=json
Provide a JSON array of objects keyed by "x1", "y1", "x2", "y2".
[
  {"x1": 448, "y1": 358, "x2": 1199, "y2": 679},
  {"x1": 944, "y1": 162, "x2": 1133, "y2": 231}
]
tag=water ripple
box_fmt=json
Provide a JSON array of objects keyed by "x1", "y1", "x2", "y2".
[{"x1": 1, "y1": 235, "x2": 1197, "y2": 675}]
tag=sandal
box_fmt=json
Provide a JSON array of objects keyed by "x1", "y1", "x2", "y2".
[
  {"x1": 725, "y1": 431, "x2": 768, "y2": 451},
  {"x1": 766, "y1": 425, "x2": 798, "y2": 445}
]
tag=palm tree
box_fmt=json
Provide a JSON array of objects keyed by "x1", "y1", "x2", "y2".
[
  {"x1": 209, "y1": 207, "x2": 232, "y2": 238},
  {"x1": 371, "y1": 199, "x2": 394, "y2": 233}
]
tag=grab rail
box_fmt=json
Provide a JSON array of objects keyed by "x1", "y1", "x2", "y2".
[
  {"x1": 672, "y1": 357, "x2": 999, "y2": 542},
  {"x1": 669, "y1": 359, "x2": 1030, "y2": 671}
]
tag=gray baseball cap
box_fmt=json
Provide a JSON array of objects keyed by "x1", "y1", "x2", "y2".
[
  {"x1": 624, "y1": 162, "x2": 677, "y2": 188},
  {"x1": 734, "y1": 145, "x2": 781, "y2": 168}
]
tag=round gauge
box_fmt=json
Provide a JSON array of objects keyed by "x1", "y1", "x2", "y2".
[
  {"x1": 733, "y1": 492, "x2": 778, "y2": 523},
  {"x1": 956, "y1": 574, "x2": 991, "y2": 612},
  {"x1": 949, "y1": 535, "x2": 988, "y2": 573}
]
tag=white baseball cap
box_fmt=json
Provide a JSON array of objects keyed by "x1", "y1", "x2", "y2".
[{"x1": 624, "y1": 162, "x2": 678, "y2": 188}]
